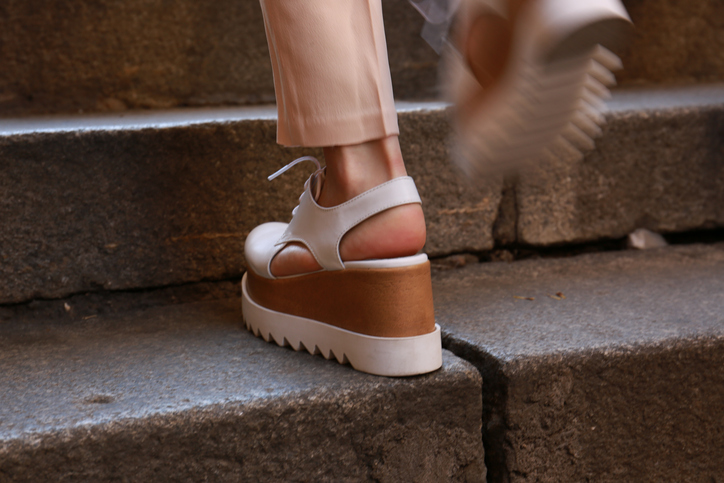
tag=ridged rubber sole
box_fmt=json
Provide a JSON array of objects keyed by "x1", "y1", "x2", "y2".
[
  {"x1": 241, "y1": 272, "x2": 443, "y2": 377},
  {"x1": 447, "y1": 0, "x2": 631, "y2": 176}
]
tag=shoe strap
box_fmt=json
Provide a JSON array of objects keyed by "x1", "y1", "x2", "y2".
[{"x1": 275, "y1": 176, "x2": 422, "y2": 271}]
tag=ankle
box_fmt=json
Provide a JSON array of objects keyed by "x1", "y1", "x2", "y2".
[{"x1": 320, "y1": 136, "x2": 407, "y2": 207}]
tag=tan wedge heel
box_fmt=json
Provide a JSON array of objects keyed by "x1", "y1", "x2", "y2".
[{"x1": 246, "y1": 261, "x2": 435, "y2": 338}]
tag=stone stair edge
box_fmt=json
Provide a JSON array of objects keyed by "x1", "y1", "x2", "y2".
[
  {"x1": 0, "y1": 296, "x2": 485, "y2": 481},
  {"x1": 1, "y1": 84, "x2": 723, "y2": 137},
  {"x1": 0, "y1": 101, "x2": 448, "y2": 137},
  {"x1": 444, "y1": 324, "x2": 724, "y2": 370},
  {"x1": 432, "y1": 243, "x2": 724, "y2": 481},
  {"x1": 0, "y1": 349, "x2": 478, "y2": 444},
  {"x1": 435, "y1": 242, "x2": 724, "y2": 361},
  {"x1": 1, "y1": 85, "x2": 722, "y2": 305}
]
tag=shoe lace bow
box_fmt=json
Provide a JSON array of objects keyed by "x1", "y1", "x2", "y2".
[{"x1": 267, "y1": 156, "x2": 325, "y2": 216}]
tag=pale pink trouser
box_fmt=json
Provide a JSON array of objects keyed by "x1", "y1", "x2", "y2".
[{"x1": 259, "y1": 0, "x2": 399, "y2": 147}]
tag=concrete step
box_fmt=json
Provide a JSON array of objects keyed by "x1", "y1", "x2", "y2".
[
  {"x1": 0, "y1": 299, "x2": 485, "y2": 482},
  {"x1": 1, "y1": 84, "x2": 723, "y2": 306},
  {"x1": 3, "y1": 243, "x2": 722, "y2": 481},
  {"x1": 0, "y1": 0, "x2": 437, "y2": 117},
  {"x1": 435, "y1": 243, "x2": 724, "y2": 482},
  {"x1": 1, "y1": 0, "x2": 722, "y2": 116}
]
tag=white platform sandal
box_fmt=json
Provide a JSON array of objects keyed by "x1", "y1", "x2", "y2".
[
  {"x1": 242, "y1": 157, "x2": 442, "y2": 377},
  {"x1": 445, "y1": 0, "x2": 632, "y2": 176}
]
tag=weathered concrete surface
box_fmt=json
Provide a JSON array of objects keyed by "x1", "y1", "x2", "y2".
[
  {"x1": 0, "y1": 299, "x2": 485, "y2": 482},
  {"x1": 2, "y1": 86, "x2": 723, "y2": 305},
  {"x1": 616, "y1": 0, "x2": 724, "y2": 86},
  {"x1": 0, "y1": 278, "x2": 242, "y2": 324},
  {"x1": 513, "y1": 84, "x2": 724, "y2": 246},
  {"x1": 1, "y1": 0, "x2": 722, "y2": 116},
  {"x1": 434, "y1": 244, "x2": 724, "y2": 482},
  {"x1": 0, "y1": 0, "x2": 438, "y2": 117},
  {"x1": 0, "y1": 103, "x2": 500, "y2": 305}
]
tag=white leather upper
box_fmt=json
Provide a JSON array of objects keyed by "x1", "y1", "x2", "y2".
[
  {"x1": 244, "y1": 174, "x2": 423, "y2": 279},
  {"x1": 245, "y1": 222, "x2": 288, "y2": 279}
]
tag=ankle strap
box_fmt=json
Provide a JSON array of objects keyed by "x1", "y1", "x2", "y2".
[{"x1": 275, "y1": 177, "x2": 422, "y2": 271}]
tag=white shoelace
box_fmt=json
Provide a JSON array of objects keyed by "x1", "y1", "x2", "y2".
[
  {"x1": 267, "y1": 156, "x2": 321, "y2": 181},
  {"x1": 267, "y1": 156, "x2": 325, "y2": 214}
]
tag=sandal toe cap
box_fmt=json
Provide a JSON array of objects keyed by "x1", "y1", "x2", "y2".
[{"x1": 245, "y1": 222, "x2": 288, "y2": 279}]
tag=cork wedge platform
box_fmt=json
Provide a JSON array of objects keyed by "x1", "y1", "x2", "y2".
[{"x1": 241, "y1": 157, "x2": 442, "y2": 377}]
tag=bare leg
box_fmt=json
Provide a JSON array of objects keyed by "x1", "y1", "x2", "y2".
[{"x1": 270, "y1": 135, "x2": 427, "y2": 277}]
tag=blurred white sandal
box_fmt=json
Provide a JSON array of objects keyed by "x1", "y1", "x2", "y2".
[{"x1": 443, "y1": 0, "x2": 632, "y2": 176}]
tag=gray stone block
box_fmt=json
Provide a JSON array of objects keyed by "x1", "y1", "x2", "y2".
[
  {"x1": 0, "y1": 299, "x2": 485, "y2": 482},
  {"x1": 0, "y1": 0, "x2": 438, "y2": 117},
  {"x1": 434, "y1": 244, "x2": 724, "y2": 482},
  {"x1": 0, "y1": 103, "x2": 499, "y2": 305},
  {"x1": 617, "y1": 0, "x2": 724, "y2": 86},
  {"x1": 1, "y1": 86, "x2": 721, "y2": 306},
  {"x1": 0, "y1": 85, "x2": 724, "y2": 303},
  {"x1": 1, "y1": 0, "x2": 723, "y2": 116}
]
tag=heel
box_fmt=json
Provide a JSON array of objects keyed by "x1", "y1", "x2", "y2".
[
  {"x1": 532, "y1": 0, "x2": 632, "y2": 62},
  {"x1": 446, "y1": 0, "x2": 632, "y2": 177},
  {"x1": 241, "y1": 261, "x2": 442, "y2": 377},
  {"x1": 245, "y1": 262, "x2": 436, "y2": 338}
]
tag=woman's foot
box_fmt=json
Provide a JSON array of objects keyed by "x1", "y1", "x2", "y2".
[
  {"x1": 270, "y1": 136, "x2": 427, "y2": 278},
  {"x1": 242, "y1": 138, "x2": 440, "y2": 377},
  {"x1": 446, "y1": 0, "x2": 631, "y2": 177}
]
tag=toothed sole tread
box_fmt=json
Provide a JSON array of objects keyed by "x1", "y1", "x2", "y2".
[{"x1": 241, "y1": 273, "x2": 443, "y2": 377}]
